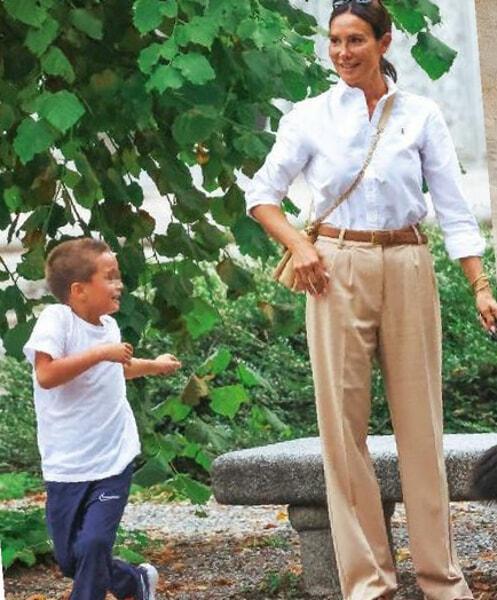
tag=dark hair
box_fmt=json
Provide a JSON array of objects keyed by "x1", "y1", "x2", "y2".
[
  {"x1": 329, "y1": 0, "x2": 397, "y2": 82},
  {"x1": 45, "y1": 237, "x2": 111, "y2": 303}
]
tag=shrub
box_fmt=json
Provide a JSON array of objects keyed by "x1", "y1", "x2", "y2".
[{"x1": 0, "y1": 357, "x2": 39, "y2": 472}]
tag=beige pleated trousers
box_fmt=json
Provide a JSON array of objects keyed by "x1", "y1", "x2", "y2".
[{"x1": 306, "y1": 236, "x2": 473, "y2": 600}]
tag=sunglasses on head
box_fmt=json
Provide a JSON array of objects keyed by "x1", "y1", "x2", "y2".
[{"x1": 332, "y1": 0, "x2": 372, "y2": 6}]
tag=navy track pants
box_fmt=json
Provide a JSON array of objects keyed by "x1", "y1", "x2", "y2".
[{"x1": 45, "y1": 462, "x2": 142, "y2": 600}]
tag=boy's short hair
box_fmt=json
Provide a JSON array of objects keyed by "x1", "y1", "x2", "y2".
[{"x1": 45, "y1": 238, "x2": 111, "y2": 303}]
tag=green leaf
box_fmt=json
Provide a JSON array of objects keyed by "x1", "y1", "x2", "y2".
[
  {"x1": 25, "y1": 16, "x2": 59, "y2": 56},
  {"x1": 197, "y1": 347, "x2": 232, "y2": 376},
  {"x1": 209, "y1": 384, "x2": 249, "y2": 418},
  {"x1": 146, "y1": 65, "x2": 184, "y2": 93},
  {"x1": 416, "y1": 0, "x2": 441, "y2": 25},
  {"x1": 216, "y1": 258, "x2": 255, "y2": 298},
  {"x1": 41, "y1": 47, "x2": 75, "y2": 83},
  {"x1": 133, "y1": 0, "x2": 177, "y2": 34},
  {"x1": 237, "y1": 14, "x2": 284, "y2": 49},
  {"x1": 138, "y1": 43, "x2": 162, "y2": 74},
  {"x1": 232, "y1": 216, "x2": 275, "y2": 261},
  {"x1": 184, "y1": 418, "x2": 229, "y2": 453},
  {"x1": 154, "y1": 270, "x2": 194, "y2": 311},
  {"x1": 0, "y1": 103, "x2": 16, "y2": 133},
  {"x1": 383, "y1": 0, "x2": 426, "y2": 34},
  {"x1": 211, "y1": 185, "x2": 245, "y2": 227},
  {"x1": 251, "y1": 405, "x2": 289, "y2": 433},
  {"x1": 4, "y1": 186, "x2": 23, "y2": 211},
  {"x1": 192, "y1": 219, "x2": 228, "y2": 256},
  {"x1": 115, "y1": 546, "x2": 145, "y2": 564},
  {"x1": 13, "y1": 118, "x2": 56, "y2": 165},
  {"x1": 243, "y1": 49, "x2": 278, "y2": 80},
  {"x1": 171, "y1": 473, "x2": 211, "y2": 504},
  {"x1": 411, "y1": 32, "x2": 457, "y2": 80},
  {"x1": 233, "y1": 131, "x2": 273, "y2": 160},
  {"x1": 282, "y1": 198, "x2": 300, "y2": 217},
  {"x1": 162, "y1": 0, "x2": 178, "y2": 18},
  {"x1": 152, "y1": 396, "x2": 192, "y2": 422},
  {"x1": 160, "y1": 38, "x2": 178, "y2": 60},
  {"x1": 15, "y1": 547, "x2": 37, "y2": 567},
  {"x1": 155, "y1": 224, "x2": 195, "y2": 258},
  {"x1": 237, "y1": 362, "x2": 270, "y2": 389},
  {"x1": 172, "y1": 53, "x2": 216, "y2": 85},
  {"x1": 4, "y1": 0, "x2": 46, "y2": 26},
  {"x1": 132, "y1": 455, "x2": 174, "y2": 487},
  {"x1": 69, "y1": 8, "x2": 104, "y2": 40},
  {"x1": 0, "y1": 472, "x2": 42, "y2": 501},
  {"x1": 184, "y1": 298, "x2": 220, "y2": 339},
  {"x1": 194, "y1": 450, "x2": 212, "y2": 471},
  {"x1": 175, "y1": 16, "x2": 219, "y2": 49},
  {"x1": 18, "y1": 245, "x2": 46, "y2": 280},
  {"x1": 4, "y1": 320, "x2": 36, "y2": 360},
  {"x1": 172, "y1": 107, "x2": 219, "y2": 146},
  {"x1": 258, "y1": 301, "x2": 300, "y2": 337},
  {"x1": 173, "y1": 189, "x2": 209, "y2": 223},
  {"x1": 38, "y1": 91, "x2": 86, "y2": 133},
  {"x1": 2, "y1": 543, "x2": 18, "y2": 570}
]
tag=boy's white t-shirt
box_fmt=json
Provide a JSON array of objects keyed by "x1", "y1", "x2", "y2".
[{"x1": 23, "y1": 304, "x2": 141, "y2": 483}]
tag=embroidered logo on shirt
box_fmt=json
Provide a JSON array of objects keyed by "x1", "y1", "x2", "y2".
[{"x1": 98, "y1": 492, "x2": 120, "y2": 502}]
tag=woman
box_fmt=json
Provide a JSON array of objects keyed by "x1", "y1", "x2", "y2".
[{"x1": 245, "y1": 1, "x2": 497, "y2": 599}]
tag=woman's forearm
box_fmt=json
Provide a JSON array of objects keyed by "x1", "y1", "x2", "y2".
[
  {"x1": 250, "y1": 205, "x2": 308, "y2": 250},
  {"x1": 459, "y1": 255, "x2": 485, "y2": 286},
  {"x1": 459, "y1": 255, "x2": 497, "y2": 332}
]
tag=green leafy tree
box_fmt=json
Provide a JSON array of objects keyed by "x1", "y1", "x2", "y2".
[{"x1": 0, "y1": 0, "x2": 453, "y2": 501}]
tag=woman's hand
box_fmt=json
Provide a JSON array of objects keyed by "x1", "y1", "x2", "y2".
[
  {"x1": 291, "y1": 239, "x2": 330, "y2": 296},
  {"x1": 249, "y1": 205, "x2": 329, "y2": 295},
  {"x1": 476, "y1": 289, "x2": 497, "y2": 334}
]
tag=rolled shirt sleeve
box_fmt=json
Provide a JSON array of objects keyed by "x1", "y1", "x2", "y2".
[
  {"x1": 245, "y1": 106, "x2": 313, "y2": 217},
  {"x1": 421, "y1": 104, "x2": 486, "y2": 260}
]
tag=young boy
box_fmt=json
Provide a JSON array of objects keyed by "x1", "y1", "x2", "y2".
[{"x1": 23, "y1": 237, "x2": 182, "y2": 600}]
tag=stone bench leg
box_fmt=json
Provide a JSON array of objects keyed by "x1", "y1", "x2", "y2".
[{"x1": 288, "y1": 501, "x2": 396, "y2": 598}]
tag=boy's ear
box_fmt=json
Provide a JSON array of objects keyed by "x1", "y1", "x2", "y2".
[{"x1": 69, "y1": 281, "x2": 85, "y2": 299}]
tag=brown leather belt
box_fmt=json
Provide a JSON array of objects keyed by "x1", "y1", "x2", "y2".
[{"x1": 317, "y1": 224, "x2": 428, "y2": 246}]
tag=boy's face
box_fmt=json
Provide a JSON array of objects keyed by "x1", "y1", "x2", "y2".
[{"x1": 78, "y1": 252, "x2": 123, "y2": 316}]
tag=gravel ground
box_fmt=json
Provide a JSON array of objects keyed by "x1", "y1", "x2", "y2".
[{"x1": 4, "y1": 499, "x2": 497, "y2": 599}]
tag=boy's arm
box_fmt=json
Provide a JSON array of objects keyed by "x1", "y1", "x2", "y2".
[
  {"x1": 124, "y1": 353, "x2": 182, "y2": 380},
  {"x1": 35, "y1": 343, "x2": 133, "y2": 389}
]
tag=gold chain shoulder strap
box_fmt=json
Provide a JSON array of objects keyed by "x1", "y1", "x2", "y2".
[{"x1": 306, "y1": 93, "x2": 396, "y2": 235}]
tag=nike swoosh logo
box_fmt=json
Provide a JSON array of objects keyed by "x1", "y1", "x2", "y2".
[{"x1": 98, "y1": 492, "x2": 120, "y2": 502}]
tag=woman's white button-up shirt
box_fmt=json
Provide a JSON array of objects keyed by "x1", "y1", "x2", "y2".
[{"x1": 245, "y1": 76, "x2": 485, "y2": 260}]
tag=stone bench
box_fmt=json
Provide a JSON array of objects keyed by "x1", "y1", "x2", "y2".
[{"x1": 211, "y1": 433, "x2": 497, "y2": 598}]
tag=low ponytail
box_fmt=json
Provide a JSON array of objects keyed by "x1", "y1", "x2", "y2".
[{"x1": 381, "y1": 57, "x2": 397, "y2": 82}]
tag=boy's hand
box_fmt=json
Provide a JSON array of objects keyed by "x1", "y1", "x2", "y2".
[
  {"x1": 152, "y1": 353, "x2": 182, "y2": 375},
  {"x1": 98, "y1": 343, "x2": 134, "y2": 365}
]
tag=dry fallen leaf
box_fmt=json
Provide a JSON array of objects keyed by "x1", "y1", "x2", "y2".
[{"x1": 172, "y1": 561, "x2": 186, "y2": 572}]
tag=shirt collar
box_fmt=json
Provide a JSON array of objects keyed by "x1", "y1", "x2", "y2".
[{"x1": 334, "y1": 75, "x2": 398, "y2": 102}]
